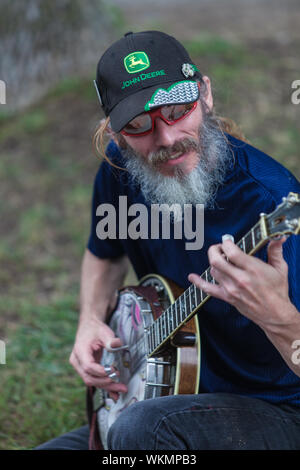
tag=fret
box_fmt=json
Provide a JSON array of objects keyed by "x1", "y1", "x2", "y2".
[
  {"x1": 184, "y1": 290, "x2": 189, "y2": 319},
  {"x1": 190, "y1": 285, "x2": 197, "y2": 310},
  {"x1": 159, "y1": 316, "x2": 164, "y2": 342},
  {"x1": 146, "y1": 328, "x2": 151, "y2": 354},
  {"x1": 155, "y1": 321, "x2": 159, "y2": 349},
  {"x1": 148, "y1": 325, "x2": 152, "y2": 352},
  {"x1": 254, "y1": 225, "x2": 261, "y2": 243},
  {"x1": 152, "y1": 326, "x2": 156, "y2": 352},
  {"x1": 169, "y1": 305, "x2": 174, "y2": 332},
  {"x1": 251, "y1": 228, "x2": 255, "y2": 249},
  {"x1": 244, "y1": 233, "x2": 252, "y2": 253},
  {"x1": 242, "y1": 236, "x2": 246, "y2": 253},
  {"x1": 183, "y1": 293, "x2": 187, "y2": 319},
  {"x1": 162, "y1": 315, "x2": 166, "y2": 340},
  {"x1": 179, "y1": 297, "x2": 183, "y2": 323},
  {"x1": 149, "y1": 325, "x2": 153, "y2": 352},
  {"x1": 150, "y1": 324, "x2": 154, "y2": 351},
  {"x1": 166, "y1": 312, "x2": 170, "y2": 337},
  {"x1": 162, "y1": 314, "x2": 166, "y2": 340},
  {"x1": 173, "y1": 304, "x2": 177, "y2": 329},
  {"x1": 177, "y1": 297, "x2": 181, "y2": 323},
  {"x1": 173, "y1": 303, "x2": 177, "y2": 328},
  {"x1": 181, "y1": 292, "x2": 185, "y2": 320},
  {"x1": 189, "y1": 285, "x2": 196, "y2": 311},
  {"x1": 161, "y1": 314, "x2": 165, "y2": 340},
  {"x1": 206, "y1": 269, "x2": 213, "y2": 283},
  {"x1": 184, "y1": 294, "x2": 188, "y2": 317},
  {"x1": 193, "y1": 284, "x2": 198, "y2": 306},
  {"x1": 159, "y1": 316, "x2": 163, "y2": 344},
  {"x1": 170, "y1": 303, "x2": 174, "y2": 330},
  {"x1": 164, "y1": 312, "x2": 170, "y2": 338},
  {"x1": 153, "y1": 323, "x2": 157, "y2": 350},
  {"x1": 150, "y1": 328, "x2": 154, "y2": 354},
  {"x1": 175, "y1": 299, "x2": 180, "y2": 327}
]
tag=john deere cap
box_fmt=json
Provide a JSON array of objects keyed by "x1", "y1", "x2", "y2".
[{"x1": 94, "y1": 31, "x2": 202, "y2": 132}]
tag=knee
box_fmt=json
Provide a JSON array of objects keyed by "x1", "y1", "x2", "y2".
[{"x1": 107, "y1": 400, "x2": 154, "y2": 450}]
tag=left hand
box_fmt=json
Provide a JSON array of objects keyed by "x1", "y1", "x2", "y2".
[{"x1": 188, "y1": 237, "x2": 292, "y2": 330}]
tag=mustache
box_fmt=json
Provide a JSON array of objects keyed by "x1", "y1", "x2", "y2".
[{"x1": 148, "y1": 138, "x2": 199, "y2": 165}]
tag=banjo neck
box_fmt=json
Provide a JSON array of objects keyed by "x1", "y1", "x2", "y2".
[{"x1": 147, "y1": 192, "x2": 300, "y2": 357}]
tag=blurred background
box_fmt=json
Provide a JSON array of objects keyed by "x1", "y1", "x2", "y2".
[{"x1": 0, "y1": 0, "x2": 299, "y2": 449}]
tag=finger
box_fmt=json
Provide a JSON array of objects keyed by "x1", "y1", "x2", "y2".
[
  {"x1": 75, "y1": 360, "x2": 128, "y2": 392},
  {"x1": 72, "y1": 341, "x2": 117, "y2": 378},
  {"x1": 105, "y1": 382, "x2": 128, "y2": 394},
  {"x1": 74, "y1": 346, "x2": 106, "y2": 377},
  {"x1": 77, "y1": 330, "x2": 123, "y2": 375},
  {"x1": 89, "y1": 377, "x2": 128, "y2": 393},
  {"x1": 220, "y1": 239, "x2": 256, "y2": 270},
  {"x1": 105, "y1": 336, "x2": 124, "y2": 350},
  {"x1": 267, "y1": 237, "x2": 288, "y2": 272},
  {"x1": 108, "y1": 391, "x2": 120, "y2": 402},
  {"x1": 188, "y1": 273, "x2": 225, "y2": 301},
  {"x1": 208, "y1": 243, "x2": 243, "y2": 279},
  {"x1": 210, "y1": 265, "x2": 224, "y2": 284}
]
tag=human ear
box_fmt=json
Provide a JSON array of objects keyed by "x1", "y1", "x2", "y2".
[{"x1": 200, "y1": 76, "x2": 213, "y2": 112}]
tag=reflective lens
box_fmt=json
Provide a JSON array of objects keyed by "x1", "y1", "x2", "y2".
[
  {"x1": 161, "y1": 102, "x2": 195, "y2": 121},
  {"x1": 121, "y1": 101, "x2": 197, "y2": 136},
  {"x1": 122, "y1": 114, "x2": 152, "y2": 135}
]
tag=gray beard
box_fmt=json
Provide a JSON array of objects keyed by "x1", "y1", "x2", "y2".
[{"x1": 119, "y1": 111, "x2": 232, "y2": 221}]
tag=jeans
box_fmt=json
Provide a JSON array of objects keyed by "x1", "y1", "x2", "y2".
[{"x1": 35, "y1": 393, "x2": 300, "y2": 450}]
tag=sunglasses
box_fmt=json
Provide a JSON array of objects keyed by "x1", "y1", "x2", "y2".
[{"x1": 121, "y1": 101, "x2": 198, "y2": 137}]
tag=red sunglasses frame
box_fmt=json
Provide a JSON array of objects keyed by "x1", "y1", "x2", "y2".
[{"x1": 120, "y1": 100, "x2": 198, "y2": 137}]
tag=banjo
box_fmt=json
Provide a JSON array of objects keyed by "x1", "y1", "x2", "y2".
[{"x1": 87, "y1": 192, "x2": 300, "y2": 450}]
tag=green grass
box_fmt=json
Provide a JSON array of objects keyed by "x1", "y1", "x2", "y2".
[
  {"x1": 184, "y1": 34, "x2": 247, "y2": 62},
  {"x1": 0, "y1": 293, "x2": 86, "y2": 450},
  {"x1": 0, "y1": 79, "x2": 97, "y2": 449},
  {"x1": 45, "y1": 76, "x2": 96, "y2": 102}
]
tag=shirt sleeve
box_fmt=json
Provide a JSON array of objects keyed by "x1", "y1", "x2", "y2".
[{"x1": 87, "y1": 158, "x2": 126, "y2": 259}]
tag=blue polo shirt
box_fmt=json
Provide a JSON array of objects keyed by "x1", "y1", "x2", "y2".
[{"x1": 87, "y1": 134, "x2": 300, "y2": 406}]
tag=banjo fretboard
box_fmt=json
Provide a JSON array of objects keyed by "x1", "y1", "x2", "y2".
[{"x1": 147, "y1": 220, "x2": 264, "y2": 356}]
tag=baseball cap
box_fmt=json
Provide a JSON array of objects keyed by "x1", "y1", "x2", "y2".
[{"x1": 94, "y1": 31, "x2": 202, "y2": 133}]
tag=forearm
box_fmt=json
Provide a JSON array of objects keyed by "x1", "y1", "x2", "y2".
[
  {"x1": 189, "y1": 238, "x2": 300, "y2": 377},
  {"x1": 262, "y1": 302, "x2": 300, "y2": 377},
  {"x1": 79, "y1": 249, "x2": 129, "y2": 323},
  {"x1": 70, "y1": 249, "x2": 130, "y2": 392}
]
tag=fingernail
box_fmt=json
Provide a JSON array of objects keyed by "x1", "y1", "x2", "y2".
[{"x1": 222, "y1": 234, "x2": 234, "y2": 243}]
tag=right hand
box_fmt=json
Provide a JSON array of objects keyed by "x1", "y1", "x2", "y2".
[{"x1": 69, "y1": 317, "x2": 128, "y2": 401}]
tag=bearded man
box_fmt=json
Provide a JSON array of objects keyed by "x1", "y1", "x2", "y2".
[{"x1": 37, "y1": 31, "x2": 300, "y2": 451}]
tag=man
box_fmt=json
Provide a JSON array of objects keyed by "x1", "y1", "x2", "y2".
[{"x1": 37, "y1": 31, "x2": 300, "y2": 450}]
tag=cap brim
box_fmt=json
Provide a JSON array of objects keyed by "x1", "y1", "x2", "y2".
[{"x1": 109, "y1": 80, "x2": 200, "y2": 133}]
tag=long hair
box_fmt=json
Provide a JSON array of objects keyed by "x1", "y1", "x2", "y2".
[{"x1": 92, "y1": 78, "x2": 248, "y2": 169}]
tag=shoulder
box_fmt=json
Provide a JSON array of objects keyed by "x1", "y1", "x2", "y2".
[
  {"x1": 95, "y1": 140, "x2": 127, "y2": 180},
  {"x1": 226, "y1": 134, "x2": 300, "y2": 201},
  {"x1": 93, "y1": 140, "x2": 141, "y2": 200},
  {"x1": 93, "y1": 139, "x2": 132, "y2": 194}
]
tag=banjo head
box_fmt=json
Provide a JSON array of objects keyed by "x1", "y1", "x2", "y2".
[{"x1": 98, "y1": 275, "x2": 175, "y2": 449}]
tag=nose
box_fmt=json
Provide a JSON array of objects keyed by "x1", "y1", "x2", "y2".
[{"x1": 152, "y1": 117, "x2": 177, "y2": 148}]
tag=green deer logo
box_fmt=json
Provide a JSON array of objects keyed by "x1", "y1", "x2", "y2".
[{"x1": 124, "y1": 52, "x2": 150, "y2": 74}]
